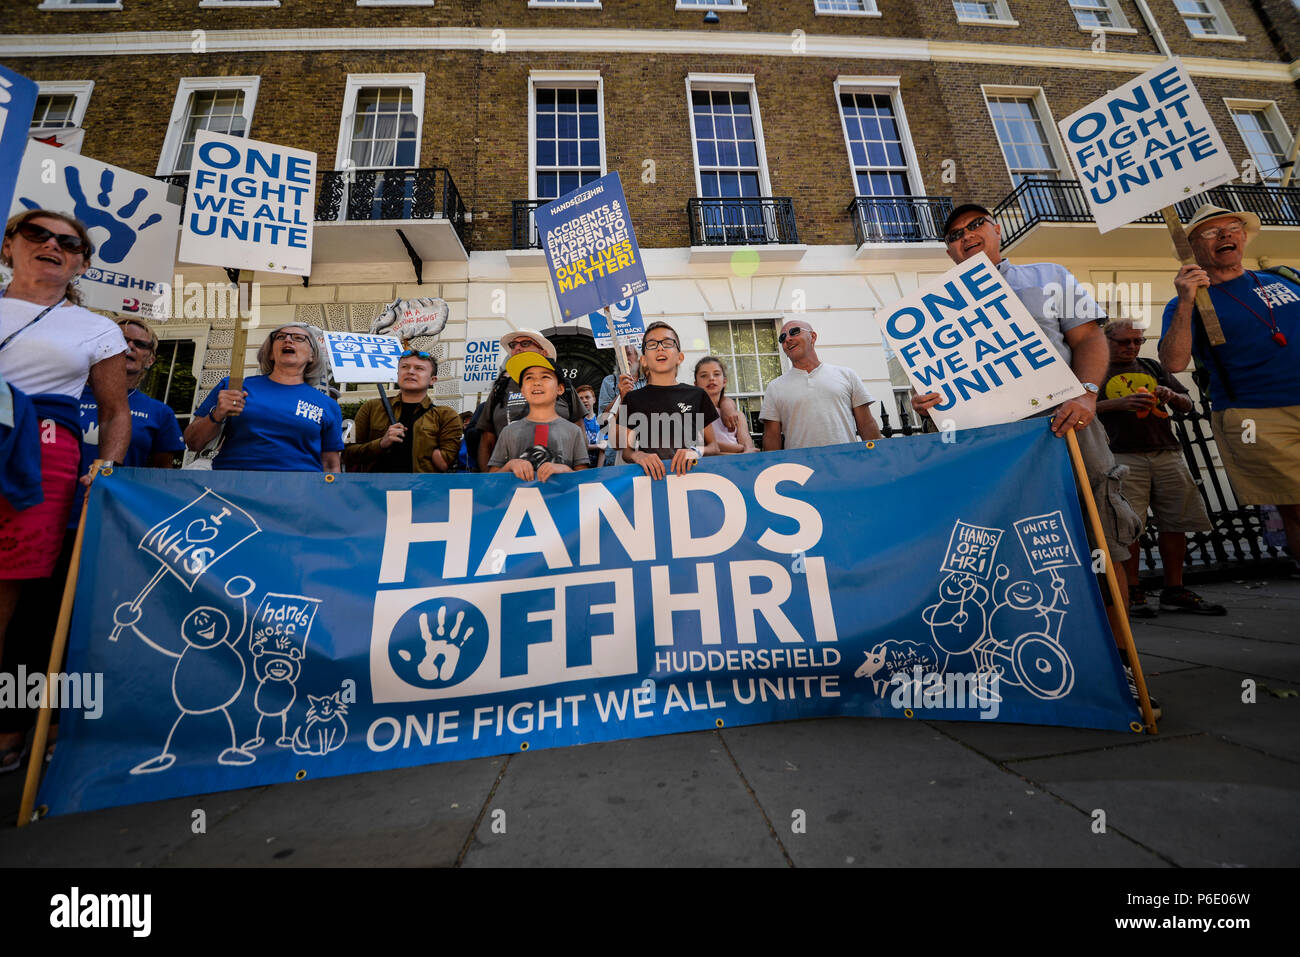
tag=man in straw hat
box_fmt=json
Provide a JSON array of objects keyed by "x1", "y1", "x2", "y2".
[{"x1": 1160, "y1": 204, "x2": 1300, "y2": 575}]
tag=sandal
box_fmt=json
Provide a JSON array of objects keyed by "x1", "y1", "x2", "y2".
[{"x1": 0, "y1": 743, "x2": 28, "y2": 775}]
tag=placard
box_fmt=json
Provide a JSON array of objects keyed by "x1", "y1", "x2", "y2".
[
  {"x1": 589, "y1": 297, "x2": 646, "y2": 350},
  {"x1": 323, "y1": 331, "x2": 403, "y2": 384},
  {"x1": 179, "y1": 129, "x2": 316, "y2": 275},
  {"x1": 1058, "y1": 59, "x2": 1237, "y2": 233},
  {"x1": 461, "y1": 338, "x2": 503, "y2": 391},
  {"x1": 876, "y1": 253, "x2": 1084, "y2": 431},
  {"x1": 7, "y1": 141, "x2": 179, "y2": 319},
  {"x1": 534, "y1": 171, "x2": 649, "y2": 319},
  {"x1": 0, "y1": 64, "x2": 38, "y2": 217}
]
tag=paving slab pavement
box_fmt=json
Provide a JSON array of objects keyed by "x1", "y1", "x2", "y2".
[{"x1": 2, "y1": 581, "x2": 1297, "y2": 868}]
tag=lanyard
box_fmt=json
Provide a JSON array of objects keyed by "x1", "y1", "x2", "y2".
[
  {"x1": 0, "y1": 292, "x2": 67, "y2": 354},
  {"x1": 1212, "y1": 272, "x2": 1288, "y2": 347}
]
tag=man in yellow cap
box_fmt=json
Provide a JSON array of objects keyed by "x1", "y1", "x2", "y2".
[
  {"x1": 1160, "y1": 204, "x2": 1300, "y2": 574},
  {"x1": 487, "y1": 352, "x2": 590, "y2": 481}
]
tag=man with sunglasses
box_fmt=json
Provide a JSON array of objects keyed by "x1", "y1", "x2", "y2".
[
  {"x1": 1160, "y1": 204, "x2": 1300, "y2": 574},
  {"x1": 915, "y1": 203, "x2": 1143, "y2": 663},
  {"x1": 344, "y1": 349, "x2": 462, "y2": 473},
  {"x1": 760, "y1": 320, "x2": 881, "y2": 451}
]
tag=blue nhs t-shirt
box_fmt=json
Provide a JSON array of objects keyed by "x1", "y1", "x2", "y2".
[
  {"x1": 195, "y1": 375, "x2": 343, "y2": 472},
  {"x1": 72, "y1": 386, "x2": 186, "y2": 525}
]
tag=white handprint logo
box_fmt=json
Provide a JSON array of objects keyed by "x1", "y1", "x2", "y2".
[{"x1": 397, "y1": 605, "x2": 474, "y2": 682}]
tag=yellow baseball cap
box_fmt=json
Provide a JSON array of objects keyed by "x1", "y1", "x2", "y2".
[{"x1": 505, "y1": 351, "x2": 557, "y2": 384}]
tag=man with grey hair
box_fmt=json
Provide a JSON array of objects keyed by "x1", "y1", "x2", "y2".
[
  {"x1": 761, "y1": 319, "x2": 881, "y2": 450},
  {"x1": 1161, "y1": 204, "x2": 1300, "y2": 576},
  {"x1": 1097, "y1": 318, "x2": 1222, "y2": 617}
]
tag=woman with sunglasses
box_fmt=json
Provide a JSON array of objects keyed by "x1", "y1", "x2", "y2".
[
  {"x1": 185, "y1": 321, "x2": 343, "y2": 472},
  {"x1": 344, "y1": 348, "x2": 463, "y2": 473},
  {"x1": 0, "y1": 211, "x2": 129, "y2": 721}
]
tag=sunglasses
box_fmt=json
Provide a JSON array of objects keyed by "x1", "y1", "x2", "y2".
[
  {"x1": 944, "y1": 215, "x2": 992, "y2": 245},
  {"x1": 13, "y1": 221, "x2": 94, "y2": 256},
  {"x1": 273, "y1": 331, "x2": 310, "y2": 343},
  {"x1": 778, "y1": 327, "x2": 806, "y2": 344},
  {"x1": 400, "y1": 349, "x2": 434, "y2": 360},
  {"x1": 643, "y1": 337, "x2": 679, "y2": 352}
]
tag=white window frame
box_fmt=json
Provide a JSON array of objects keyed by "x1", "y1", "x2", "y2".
[
  {"x1": 834, "y1": 76, "x2": 926, "y2": 198},
  {"x1": 37, "y1": 0, "x2": 123, "y2": 10},
  {"x1": 199, "y1": 0, "x2": 280, "y2": 8},
  {"x1": 528, "y1": 71, "x2": 607, "y2": 202},
  {"x1": 356, "y1": 0, "x2": 433, "y2": 5},
  {"x1": 1225, "y1": 98, "x2": 1293, "y2": 184},
  {"x1": 31, "y1": 80, "x2": 95, "y2": 131},
  {"x1": 528, "y1": 0, "x2": 601, "y2": 7},
  {"x1": 1174, "y1": 0, "x2": 1244, "y2": 41},
  {"x1": 156, "y1": 76, "x2": 260, "y2": 176},
  {"x1": 1067, "y1": 0, "x2": 1134, "y2": 32},
  {"x1": 981, "y1": 85, "x2": 1070, "y2": 189},
  {"x1": 676, "y1": 0, "x2": 748, "y2": 12},
  {"x1": 685, "y1": 73, "x2": 773, "y2": 198},
  {"x1": 951, "y1": 0, "x2": 1018, "y2": 27},
  {"x1": 334, "y1": 73, "x2": 425, "y2": 171},
  {"x1": 815, "y1": 0, "x2": 881, "y2": 15}
]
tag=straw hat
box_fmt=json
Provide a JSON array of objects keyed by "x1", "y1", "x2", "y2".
[{"x1": 1184, "y1": 204, "x2": 1261, "y2": 244}]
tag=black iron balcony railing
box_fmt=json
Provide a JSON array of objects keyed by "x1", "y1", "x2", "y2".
[
  {"x1": 687, "y1": 197, "x2": 798, "y2": 246},
  {"x1": 154, "y1": 168, "x2": 468, "y2": 246},
  {"x1": 511, "y1": 199, "x2": 545, "y2": 250},
  {"x1": 848, "y1": 195, "x2": 953, "y2": 244},
  {"x1": 316, "y1": 167, "x2": 466, "y2": 244},
  {"x1": 993, "y1": 178, "x2": 1300, "y2": 249}
]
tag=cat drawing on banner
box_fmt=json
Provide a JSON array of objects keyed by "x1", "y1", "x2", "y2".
[{"x1": 291, "y1": 690, "x2": 349, "y2": 756}]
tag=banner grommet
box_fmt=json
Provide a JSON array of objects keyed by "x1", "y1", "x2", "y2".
[
  {"x1": 715, "y1": 718, "x2": 724, "y2": 728},
  {"x1": 1129, "y1": 721, "x2": 1144, "y2": 733},
  {"x1": 903, "y1": 708, "x2": 914, "y2": 719},
  {"x1": 519, "y1": 742, "x2": 529, "y2": 751},
  {"x1": 865, "y1": 442, "x2": 875, "y2": 450},
  {"x1": 324, "y1": 474, "x2": 336, "y2": 484},
  {"x1": 295, "y1": 769, "x2": 307, "y2": 780}
]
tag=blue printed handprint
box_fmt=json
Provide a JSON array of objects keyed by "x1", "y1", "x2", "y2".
[{"x1": 20, "y1": 167, "x2": 163, "y2": 265}]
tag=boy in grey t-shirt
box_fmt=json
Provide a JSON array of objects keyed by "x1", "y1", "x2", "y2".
[{"x1": 487, "y1": 353, "x2": 589, "y2": 481}]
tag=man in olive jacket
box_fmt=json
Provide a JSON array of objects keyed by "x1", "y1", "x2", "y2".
[{"x1": 344, "y1": 349, "x2": 462, "y2": 473}]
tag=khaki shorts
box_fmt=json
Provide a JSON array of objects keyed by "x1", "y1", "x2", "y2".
[
  {"x1": 1114, "y1": 449, "x2": 1212, "y2": 534},
  {"x1": 1210, "y1": 405, "x2": 1300, "y2": 506}
]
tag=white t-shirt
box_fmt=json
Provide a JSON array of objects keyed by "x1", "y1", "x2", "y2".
[
  {"x1": 759, "y1": 361, "x2": 874, "y2": 449},
  {"x1": 0, "y1": 295, "x2": 125, "y2": 398}
]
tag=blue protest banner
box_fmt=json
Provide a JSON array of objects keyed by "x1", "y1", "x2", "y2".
[
  {"x1": 534, "y1": 171, "x2": 649, "y2": 320},
  {"x1": 0, "y1": 65, "x2": 38, "y2": 219},
  {"x1": 589, "y1": 297, "x2": 646, "y2": 350},
  {"x1": 38, "y1": 419, "x2": 1141, "y2": 817}
]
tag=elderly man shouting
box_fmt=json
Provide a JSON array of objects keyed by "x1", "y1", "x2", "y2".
[{"x1": 1160, "y1": 204, "x2": 1300, "y2": 574}]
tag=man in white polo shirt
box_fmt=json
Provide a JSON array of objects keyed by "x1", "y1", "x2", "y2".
[{"x1": 760, "y1": 319, "x2": 881, "y2": 450}]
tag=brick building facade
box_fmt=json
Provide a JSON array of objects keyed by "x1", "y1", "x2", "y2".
[{"x1": 4, "y1": 0, "x2": 1299, "y2": 434}]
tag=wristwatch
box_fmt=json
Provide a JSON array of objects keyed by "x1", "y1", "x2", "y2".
[
  {"x1": 1081, "y1": 382, "x2": 1100, "y2": 395},
  {"x1": 208, "y1": 409, "x2": 225, "y2": 423}
]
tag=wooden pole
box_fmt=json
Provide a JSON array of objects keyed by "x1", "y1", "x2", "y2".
[
  {"x1": 1280, "y1": 126, "x2": 1300, "y2": 188},
  {"x1": 17, "y1": 460, "x2": 107, "y2": 827},
  {"x1": 226, "y1": 268, "x2": 255, "y2": 406},
  {"x1": 608, "y1": 305, "x2": 631, "y2": 380},
  {"x1": 1160, "y1": 206, "x2": 1225, "y2": 346},
  {"x1": 1065, "y1": 430, "x2": 1158, "y2": 733}
]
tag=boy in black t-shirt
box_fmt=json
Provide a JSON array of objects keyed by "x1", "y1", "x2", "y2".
[
  {"x1": 487, "y1": 353, "x2": 589, "y2": 482},
  {"x1": 618, "y1": 321, "x2": 719, "y2": 479}
]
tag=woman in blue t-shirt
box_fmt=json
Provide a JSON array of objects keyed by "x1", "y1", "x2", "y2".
[{"x1": 185, "y1": 322, "x2": 343, "y2": 472}]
